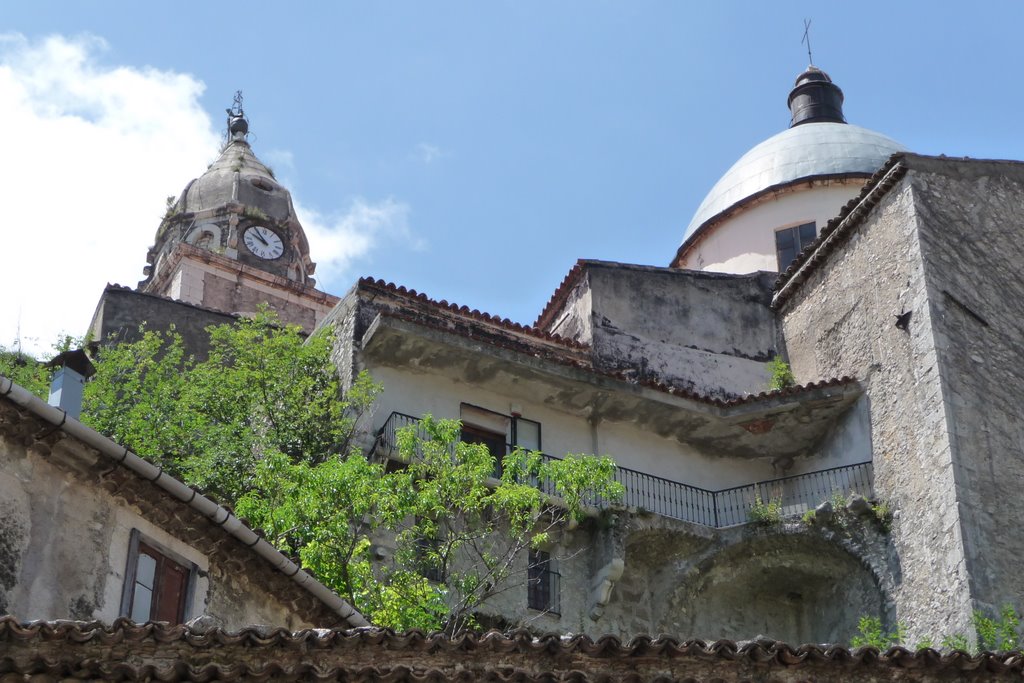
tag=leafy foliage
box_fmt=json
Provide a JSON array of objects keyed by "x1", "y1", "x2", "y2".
[
  {"x1": 851, "y1": 616, "x2": 905, "y2": 649},
  {"x1": 853, "y1": 605, "x2": 1023, "y2": 653},
  {"x1": 77, "y1": 312, "x2": 621, "y2": 632},
  {"x1": 0, "y1": 334, "x2": 87, "y2": 399},
  {"x1": 974, "y1": 604, "x2": 1021, "y2": 652},
  {"x1": 871, "y1": 501, "x2": 893, "y2": 532},
  {"x1": 0, "y1": 347, "x2": 50, "y2": 398},
  {"x1": 747, "y1": 495, "x2": 782, "y2": 525},
  {"x1": 82, "y1": 313, "x2": 377, "y2": 502},
  {"x1": 236, "y1": 416, "x2": 623, "y2": 633},
  {"x1": 767, "y1": 355, "x2": 795, "y2": 391}
]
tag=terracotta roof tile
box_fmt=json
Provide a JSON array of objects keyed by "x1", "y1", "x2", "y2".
[
  {"x1": 533, "y1": 260, "x2": 586, "y2": 331},
  {"x1": 2, "y1": 617, "x2": 1023, "y2": 682}
]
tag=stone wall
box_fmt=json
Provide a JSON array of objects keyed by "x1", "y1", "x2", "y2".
[
  {"x1": 592, "y1": 513, "x2": 891, "y2": 644},
  {"x1": 907, "y1": 158, "x2": 1024, "y2": 618},
  {"x1": 778, "y1": 165, "x2": 974, "y2": 642}
]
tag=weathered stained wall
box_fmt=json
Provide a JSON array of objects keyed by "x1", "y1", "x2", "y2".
[
  {"x1": 88, "y1": 286, "x2": 236, "y2": 361},
  {"x1": 0, "y1": 399, "x2": 343, "y2": 630},
  {"x1": 584, "y1": 264, "x2": 779, "y2": 399},
  {"x1": 778, "y1": 167, "x2": 974, "y2": 642},
  {"x1": 581, "y1": 514, "x2": 891, "y2": 643},
  {"x1": 906, "y1": 158, "x2": 1024, "y2": 619}
]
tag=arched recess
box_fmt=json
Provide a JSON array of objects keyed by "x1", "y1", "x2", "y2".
[{"x1": 664, "y1": 532, "x2": 887, "y2": 644}]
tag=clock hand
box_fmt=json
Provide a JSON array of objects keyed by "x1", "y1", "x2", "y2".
[{"x1": 254, "y1": 229, "x2": 270, "y2": 246}]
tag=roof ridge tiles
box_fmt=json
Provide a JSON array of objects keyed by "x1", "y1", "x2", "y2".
[
  {"x1": 772, "y1": 153, "x2": 908, "y2": 305},
  {"x1": 533, "y1": 261, "x2": 586, "y2": 331},
  {"x1": 4, "y1": 616, "x2": 1024, "y2": 675}
]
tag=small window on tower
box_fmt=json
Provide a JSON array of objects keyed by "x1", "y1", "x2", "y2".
[
  {"x1": 120, "y1": 530, "x2": 196, "y2": 624},
  {"x1": 775, "y1": 222, "x2": 817, "y2": 271}
]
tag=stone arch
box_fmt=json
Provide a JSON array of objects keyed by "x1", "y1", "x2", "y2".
[
  {"x1": 662, "y1": 530, "x2": 887, "y2": 644},
  {"x1": 186, "y1": 222, "x2": 223, "y2": 250}
]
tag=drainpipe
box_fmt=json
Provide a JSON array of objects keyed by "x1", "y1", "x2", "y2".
[{"x1": 45, "y1": 349, "x2": 96, "y2": 420}]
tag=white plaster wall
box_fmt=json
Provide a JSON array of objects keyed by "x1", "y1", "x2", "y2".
[
  {"x1": 788, "y1": 396, "x2": 873, "y2": 476},
  {"x1": 368, "y1": 363, "x2": 855, "y2": 492},
  {"x1": 368, "y1": 365, "x2": 593, "y2": 461},
  {"x1": 594, "y1": 419, "x2": 776, "y2": 490},
  {"x1": 679, "y1": 181, "x2": 864, "y2": 273}
]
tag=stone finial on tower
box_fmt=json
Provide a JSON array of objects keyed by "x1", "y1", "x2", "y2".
[
  {"x1": 787, "y1": 66, "x2": 846, "y2": 127},
  {"x1": 226, "y1": 90, "x2": 249, "y2": 139}
]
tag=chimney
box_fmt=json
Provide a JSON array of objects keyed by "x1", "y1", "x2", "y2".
[{"x1": 46, "y1": 349, "x2": 96, "y2": 420}]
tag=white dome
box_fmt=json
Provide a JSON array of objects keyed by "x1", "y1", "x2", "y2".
[{"x1": 682, "y1": 122, "x2": 906, "y2": 245}]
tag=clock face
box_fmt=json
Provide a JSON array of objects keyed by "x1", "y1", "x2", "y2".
[{"x1": 242, "y1": 226, "x2": 284, "y2": 260}]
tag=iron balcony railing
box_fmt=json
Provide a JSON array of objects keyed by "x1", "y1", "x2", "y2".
[{"x1": 371, "y1": 411, "x2": 874, "y2": 529}]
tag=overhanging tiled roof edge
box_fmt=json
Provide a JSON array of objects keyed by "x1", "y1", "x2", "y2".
[
  {"x1": 2, "y1": 617, "x2": 1022, "y2": 682},
  {"x1": 0, "y1": 377, "x2": 368, "y2": 628},
  {"x1": 358, "y1": 276, "x2": 586, "y2": 349},
  {"x1": 771, "y1": 154, "x2": 908, "y2": 308},
  {"x1": 368, "y1": 306, "x2": 857, "y2": 410},
  {"x1": 534, "y1": 260, "x2": 586, "y2": 331}
]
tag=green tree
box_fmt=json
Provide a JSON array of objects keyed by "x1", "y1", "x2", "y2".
[
  {"x1": 0, "y1": 346, "x2": 50, "y2": 398},
  {"x1": 0, "y1": 334, "x2": 87, "y2": 400},
  {"x1": 236, "y1": 416, "x2": 623, "y2": 633},
  {"x1": 71, "y1": 311, "x2": 622, "y2": 632},
  {"x1": 81, "y1": 313, "x2": 377, "y2": 502}
]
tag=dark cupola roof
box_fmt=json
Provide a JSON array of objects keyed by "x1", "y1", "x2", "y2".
[{"x1": 787, "y1": 66, "x2": 846, "y2": 127}]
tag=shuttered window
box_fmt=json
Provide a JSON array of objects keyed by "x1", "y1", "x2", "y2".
[{"x1": 121, "y1": 530, "x2": 195, "y2": 624}]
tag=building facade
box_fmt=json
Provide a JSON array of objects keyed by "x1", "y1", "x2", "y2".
[
  {"x1": 55, "y1": 67, "x2": 1024, "y2": 647},
  {"x1": 0, "y1": 376, "x2": 366, "y2": 630}
]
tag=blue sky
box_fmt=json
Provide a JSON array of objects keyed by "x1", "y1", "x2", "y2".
[{"x1": 3, "y1": 2, "x2": 1024, "y2": 352}]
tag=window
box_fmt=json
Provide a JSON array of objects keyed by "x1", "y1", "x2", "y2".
[
  {"x1": 527, "y1": 549, "x2": 560, "y2": 614},
  {"x1": 775, "y1": 221, "x2": 817, "y2": 271},
  {"x1": 120, "y1": 530, "x2": 196, "y2": 624},
  {"x1": 512, "y1": 417, "x2": 541, "y2": 452},
  {"x1": 460, "y1": 423, "x2": 507, "y2": 459},
  {"x1": 459, "y1": 404, "x2": 543, "y2": 479},
  {"x1": 460, "y1": 404, "x2": 510, "y2": 477}
]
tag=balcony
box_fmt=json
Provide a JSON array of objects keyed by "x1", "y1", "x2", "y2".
[{"x1": 371, "y1": 412, "x2": 874, "y2": 529}]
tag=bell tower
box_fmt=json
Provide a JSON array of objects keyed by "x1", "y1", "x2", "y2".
[{"x1": 137, "y1": 93, "x2": 336, "y2": 330}]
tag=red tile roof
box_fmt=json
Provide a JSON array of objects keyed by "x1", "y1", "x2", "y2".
[{"x1": 2, "y1": 617, "x2": 1021, "y2": 682}]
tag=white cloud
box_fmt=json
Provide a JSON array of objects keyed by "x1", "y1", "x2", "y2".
[
  {"x1": 0, "y1": 33, "x2": 420, "y2": 357},
  {"x1": 298, "y1": 197, "x2": 421, "y2": 287},
  {"x1": 414, "y1": 142, "x2": 444, "y2": 164},
  {"x1": 0, "y1": 33, "x2": 221, "y2": 356}
]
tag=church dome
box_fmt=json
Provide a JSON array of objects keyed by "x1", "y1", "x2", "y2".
[
  {"x1": 681, "y1": 122, "x2": 906, "y2": 243},
  {"x1": 673, "y1": 66, "x2": 906, "y2": 272},
  {"x1": 178, "y1": 138, "x2": 296, "y2": 223}
]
